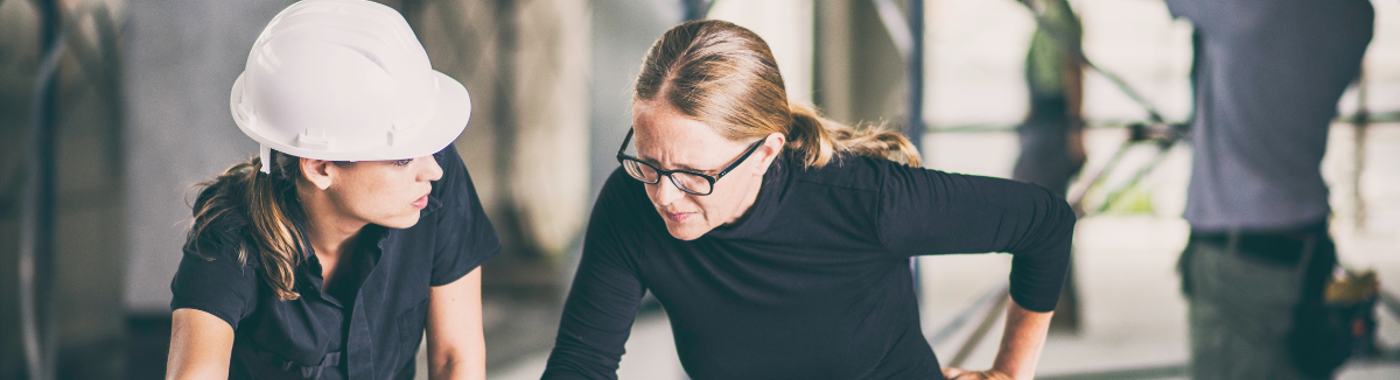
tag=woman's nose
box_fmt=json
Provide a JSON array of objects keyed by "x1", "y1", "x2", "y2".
[
  {"x1": 651, "y1": 176, "x2": 686, "y2": 205},
  {"x1": 420, "y1": 155, "x2": 443, "y2": 181}
]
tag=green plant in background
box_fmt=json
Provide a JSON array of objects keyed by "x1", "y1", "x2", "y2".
[{"x1": 1101, "y1": 183, "x2": 1156, "y2": 215}]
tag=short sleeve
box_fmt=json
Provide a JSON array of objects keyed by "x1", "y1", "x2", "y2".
[
  {"x1": 170, "y1": 226, "x2": 259, "y2": 330},
  {"x1": 428, "y1": 145, "x2": 503, "y2": 287}
]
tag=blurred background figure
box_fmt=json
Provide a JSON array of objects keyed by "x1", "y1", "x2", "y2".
[
  {"x1": 2, "y1": 0, "x2": 1400, "y2": 379},
  {"x1": 1011, "y1": 0, "x2": 1086, "y2": 333},
  {"x1": 1164, "y1": 0, "x2": 1375, "y2": 378}
]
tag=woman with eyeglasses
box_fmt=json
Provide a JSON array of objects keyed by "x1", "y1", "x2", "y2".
[{"x1": 542, "y1": 20, "x2": 1074, "y2": 380}]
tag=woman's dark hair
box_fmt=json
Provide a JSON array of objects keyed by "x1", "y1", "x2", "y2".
[
  {"x1": 634, "y1": 19, "x2": 921, "y2": 168},
  {"x1": 188, "y1": 150, "x2": 307, "y2": 301}
]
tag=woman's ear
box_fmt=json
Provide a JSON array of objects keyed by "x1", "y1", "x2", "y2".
[
  {"x1": 300, "y1": 158, "x2": 335, "y2": 190},
  {"x1": 753, "y1": 132, "x2": 786, "y2": 175}
]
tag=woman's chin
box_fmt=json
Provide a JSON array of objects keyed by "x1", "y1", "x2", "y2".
[
  {"x1": 664, "y1": 222, "x2": 708, "y2": 241},
  {"x1": 378, "y1": 212, "x2": 422, "y2": 230}
]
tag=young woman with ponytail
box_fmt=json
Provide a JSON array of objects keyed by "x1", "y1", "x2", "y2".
[
  {"x1": 166, "y1": 1, "x2": 499, "y2": 379},
  {"x1": 543, "y1": 20, "x2": 1074, "y2": 380}
]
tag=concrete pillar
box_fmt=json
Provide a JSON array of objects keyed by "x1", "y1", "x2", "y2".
[
  {"x1": 588, "y1": 0, "x2": 679, "y2": 203},
  {"x1": 709, "y1": 0, "x2": 816, "y2": 105},
  {"x1": 814, "y1": 0, "x2": 906, "y2": 126},
  {"x1": 0, "y1": 3, "x2": 45, "y2": 376},
  {"x1": 120, "y1": 0, "x2": 280, "y2": 315},
  {"x1": 407, "y1": 0, "x2": 592, "y2": 291}
]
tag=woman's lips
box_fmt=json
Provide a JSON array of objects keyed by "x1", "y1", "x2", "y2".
[
  {"x1": 411, "y1": 194, "x2": 429, "y2": 209},
  {"x1": 663, "y1": 211, "x2": 693, "y2": 222}
]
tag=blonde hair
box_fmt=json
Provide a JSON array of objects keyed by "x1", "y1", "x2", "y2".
[
  {"x1": 188, "y1": 151, "x2": 308, "y2": 301},
  {"x1": 634, "y1": 20, "x2": 921, "y2": 168}
]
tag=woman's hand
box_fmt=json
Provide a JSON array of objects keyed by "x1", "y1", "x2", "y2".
[
  {"x1": 940, "y1": 297, "x2": 1054, "y2": 380},
  {"x1": 942, "y1": 367, "x2": 1014, "y2": 380}
]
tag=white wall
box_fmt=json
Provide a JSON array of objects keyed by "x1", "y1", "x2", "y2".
[
  {"x1": 121, "y1": 0, "x2": 282, "y2": 312},
  {"x1": 709, "y1": 0, "x2": 816, "y2": 104}
]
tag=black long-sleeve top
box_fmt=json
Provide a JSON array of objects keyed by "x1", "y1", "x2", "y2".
[{"x1": 543, "y1": 153, "x2": 1076, "y2": 380}]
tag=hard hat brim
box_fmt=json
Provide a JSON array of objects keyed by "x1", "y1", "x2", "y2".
[{"x1": 230, "y1": 70, "x2": 472, "y2": 162}]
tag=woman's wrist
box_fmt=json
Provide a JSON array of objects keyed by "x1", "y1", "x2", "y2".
[{"x1": 990, "y1": 298, "x2": 1053, "y2": 380}]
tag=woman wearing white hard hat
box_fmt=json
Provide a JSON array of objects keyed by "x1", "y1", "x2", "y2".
[{"x1": 166, "y1": 1, "x2": 499, "y2": 379}]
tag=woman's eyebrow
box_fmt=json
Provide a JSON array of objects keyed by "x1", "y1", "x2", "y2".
[{"x1": 637, "y1": 154, "x2": 710, "y2": 173}]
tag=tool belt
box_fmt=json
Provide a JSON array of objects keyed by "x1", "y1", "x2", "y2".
[{"x1": 1186, "y1": 225, "x2": 1378, "y2": 377}]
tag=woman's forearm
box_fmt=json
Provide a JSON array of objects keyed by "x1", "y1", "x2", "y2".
[
  {"x1": 167, "y1": 308, "x2": 236, "y2": 380},
  {"x1": 427, "y1": 268, "x2": 487, "y2": 380},
  {"x1": 428, "y1": 347, "x2": 485, "y2": 380},
  {"x1": 991, "y1": 298, "x2": 1054, "y2": 380}
]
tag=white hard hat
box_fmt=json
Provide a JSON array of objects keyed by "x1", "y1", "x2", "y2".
[{"x1": 230, "y1": 0, "x2": 471, "y2": 173}]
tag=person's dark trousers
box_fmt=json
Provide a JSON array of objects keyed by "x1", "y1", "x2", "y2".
[{"x1": 1179, "y1": 223, "x2": 1337, "y2": 380}]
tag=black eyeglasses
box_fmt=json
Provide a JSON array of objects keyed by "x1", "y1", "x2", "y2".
[{"x1": 615, "y1": 128, "x2": 765, "y2": 196}]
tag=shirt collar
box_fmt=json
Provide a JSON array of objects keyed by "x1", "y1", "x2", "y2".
[
  {"x1": 704, "y1": 153, "x2": 792, "y2": 240},
  {"x1": 422, "y1": 193, "x2": 443, "y2": 215}
]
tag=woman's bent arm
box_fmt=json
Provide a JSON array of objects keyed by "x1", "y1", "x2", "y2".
[
  {"x1": 427, "y1": 266, "x2": 486, "y2": 380},
  {"x1": 166, "y1": 308, "x2": 235, "y2": 380}
]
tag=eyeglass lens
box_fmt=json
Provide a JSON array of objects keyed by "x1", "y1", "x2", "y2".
[{"x1": 621, "y1": 159, "x2": 713, "y2": 195}]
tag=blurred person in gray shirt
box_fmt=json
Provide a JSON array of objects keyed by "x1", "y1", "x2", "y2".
[{"x1": 1167, "y1": 0, "x2": 1374, "y2": 378}]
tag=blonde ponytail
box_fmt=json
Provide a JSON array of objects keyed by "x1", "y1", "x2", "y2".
[
  {"x1": 189, "y1": 151, "x2": 307, "y2": 301},
  {"x1": 786, "y1": 104, "x2": 922, "y2": 168}
]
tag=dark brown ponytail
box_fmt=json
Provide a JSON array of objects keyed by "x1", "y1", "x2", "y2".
[{"x1": 189, "y1": 150, "x2": 307, "y2": 301}]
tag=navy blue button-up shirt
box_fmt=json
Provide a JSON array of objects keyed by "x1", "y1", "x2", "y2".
[{"x1": 171, "y1": 145, "x2": 501, "y2": 379}]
